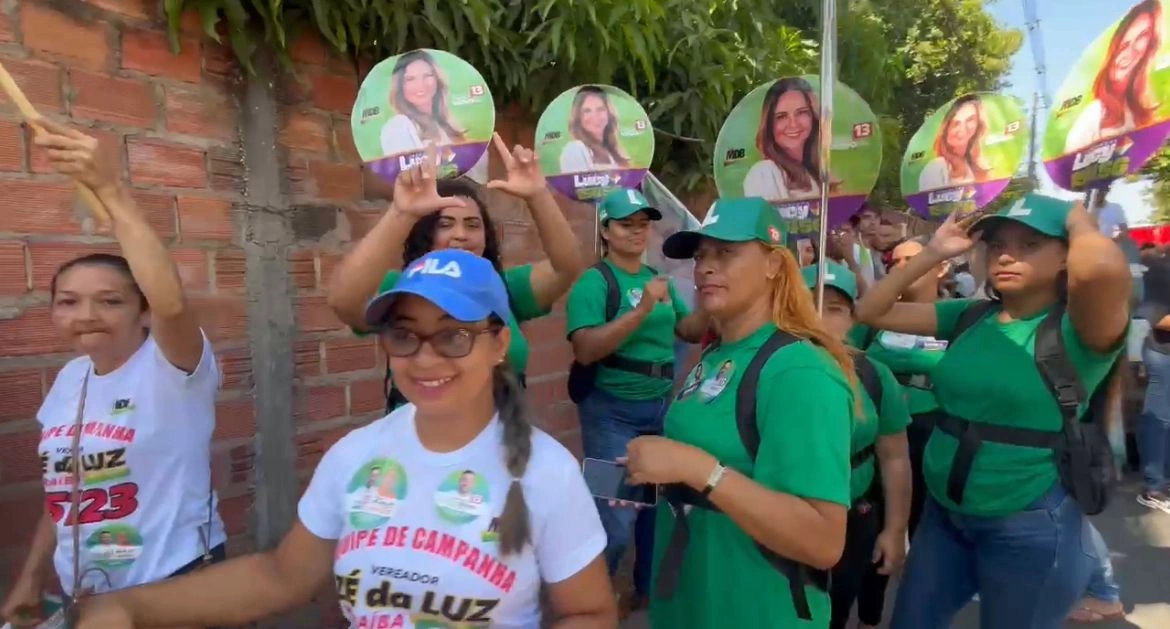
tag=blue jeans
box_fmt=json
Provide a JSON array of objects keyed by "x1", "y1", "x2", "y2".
[
  {"x1": 578, "y1": 387, "x2": 669, "y2": 596},
  {"x1": 1141, "y1": 344, "x2": 1170, "y2": 492},
  {"x1": 890, "y1": 485, "x2": 1095, "y2": 629},
  {"x1": 1085, "y1": 522, "x2": 1120, "y2": 603}
]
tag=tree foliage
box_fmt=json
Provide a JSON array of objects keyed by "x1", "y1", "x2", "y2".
[
  {"x1": 1138, "y1": 143, "x2": 1170, "y2": 224},
  {"x1": 164, "y1": 0, "x2": 1020, "y2": 198}
]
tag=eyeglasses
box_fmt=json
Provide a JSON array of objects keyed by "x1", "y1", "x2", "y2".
[{"x1": 381, "y1": 326, "x2": 499, "y2": 358}]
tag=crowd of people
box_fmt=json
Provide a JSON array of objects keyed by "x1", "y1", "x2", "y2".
[{"x1": 0, "y1": 118, "x2": 1155, "y2": 629}]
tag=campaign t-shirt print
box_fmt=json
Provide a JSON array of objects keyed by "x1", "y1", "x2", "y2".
[{"x1": 300, "y1": 406, "x2": 607, "y2": 629}]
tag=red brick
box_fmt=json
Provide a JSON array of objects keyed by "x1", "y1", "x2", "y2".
[
  {"x1": 21, "y1": 4, "x2": 109, "y2": 71},
  {"x1": 308, "y1": 160, "x2": 362, "y2": 202},
  {"x1": 0, "y1": 12, "x2": 13, "y2": 42},
  {"x1": 128, "y1": 138, "x2": 206, "y2": 188},
  {"x1": 164, "y1": 84, "x2": 236, "y2": 140},
  {"x1": 70, "y1": 70, "x2": 156, "y2": 127},
  {"x1": 309, "y1": 73, "x2": 357, "y2": 114},
  {"x1": 526, "y1": 374, "x2": 569, "y2": 408},
  {"x1": 521, "y1": 314, "x2": 567, "y2": 350},
  {"x1": 202, "y1": 41, "x2": 236, "y2": 82},
  {"x1": 0, "y1": 58, "x2": 64, "y2": 113},
  {"x1": 536, "y1": 401, "x2": 579, "y2": 437},
  {"x1": 128, "y1": 190, "x2": 178, "y2": 239},
  {"x1": 297, "y1": 384, "x2": 346, "y2": 422},
  {"x1": 29, "y1": 127, "x2": 121, "y2": 177},
  {"x1": 122, "y1": 28, "x2": 201, "y2": 83},
  {"x1": 0, "y1": 119, "x2": 22, "y2": 172},
  {"x1": 324, "y1": 338, "x2": 376, "y2": 374},
  {"x1": 214, "y1": 397, "x2": 255, "y2": 440},
  {"x1": 343, "y1": 208, "x2": 381, "y2": 240},
  {"x1": 296, "y1": 339, "x2": 321, "y2": 376},
  {"x1": 319, "y1": 253, "x2": 342, "y2": 289},
  {"x1": 217, "y1": 347, "x2": 252, "y2": 390},
  {"x1": 193, "y1": 294, "x2": 247, "y2": 342},
  {"x1": 0, "y1": 242, "x2": 27, "y2": 295},
  {"x1": 207, "y1": 145, "x2": 244, "y2": 193},
  {"x1": 216, "y1": 493, "x2": 250, "y2": 535},
  {"x1": 333, "y1": 116, "x2": 360, "y2": 163},
  {"x1": 0, "y1": 369, "x2": 43, "y2": 423},
  {"x1": 0, "y1": 181, "x2": 83, "y2": 234},
  {"x1": 280, "y1": 111, "x2": 330, "y2": 154},
  {"x1": 83, "y1": 0, "x2": 156, "y2": 18},
  {"x1": 296, "y1": 295, "x2": 342, "y2": 332},
  {"x1": 171, "y1": 247, "x2": 209, "y2": 290},
  {"x1": 28, "y1": 241, "x2": 120, "y2": 290},
  {"x1": 0, "y1": 493, "x2": 44, "y2": 551},
  {"x1": 0, "y1": 306, "x2": 70, "y2": 356},
  {"x1": 350, "y1": 377, "x2": 385, "y2": 415},
  {"x1": 527, "y1": 341, "x2": 575, "y2": 377},
  {"x1": 289, "y1": 249, "x2": 316, "y2": 290},
  {"x1": 213, "y1": 248, "x2": 245, "y2": 290},
  {"x1": 178, "y1": 195, "x2": 234, "y2": 241},
  {"x1": 289, "y1": 33, "x2": 327, "y2": 66}
]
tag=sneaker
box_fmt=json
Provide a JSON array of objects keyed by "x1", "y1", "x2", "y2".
[{"x1": 1136, "y1": 491, "x2": 1170, "y2": 514}]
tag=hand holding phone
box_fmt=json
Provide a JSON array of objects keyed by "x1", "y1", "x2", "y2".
[{"x1": 582, "y1": 458, "x2": 657, "y2": 507}]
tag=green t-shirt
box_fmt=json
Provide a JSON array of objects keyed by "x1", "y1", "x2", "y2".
[
  {"x1": 359, "y1": 264, "x2": 549, "y2": 406},
  {"x1": 850, "y1": 359, "x2": 911, "y2": 502},
  {"x1": 925, "y1": 299, "x2": 1122, "y2": 516},
  {"x1": 650, "y1": 324, "x2": 854, "y2": 629},
  {"x1": 564, "y1": 261, "x2": 690, "y2": 400},
  {"x1": 850, "y1": 324, "x2": 949, "y2": 415}
]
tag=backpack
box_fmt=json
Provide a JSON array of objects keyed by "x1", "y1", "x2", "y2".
[
  {"x1": 939, "y1": 301, "x2": 1114, "y2": 515},
  {"x1": 848, "y1": 353, "x2": 885, "y2": 472},
  {"x1": 566, "y1": 262, "x2": 671, "y2": 404},
  {"x1": 658, "y1": 330, "x2": 880, "y2": 621}
]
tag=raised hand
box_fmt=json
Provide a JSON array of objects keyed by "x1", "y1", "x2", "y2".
[
  {"x1": 641, "y1": 276, "x2": 670, "y2": 307},
  {"x1": 485, "y1": 132, "x2": 547, "y2": 200},
  {"x1": 392, "y1": 144, "x2": 465, "y2": 218},
  {"x1": 34, "y1": 118, "x2": 117, "y2": 191},
  {"x1": 927, "y1": 212, "x2": 980, "y2": 259}
]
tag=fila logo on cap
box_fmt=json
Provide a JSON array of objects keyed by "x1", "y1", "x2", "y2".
[{"x1": 407, "y1": 258, "x2": 462, "y2": 279}]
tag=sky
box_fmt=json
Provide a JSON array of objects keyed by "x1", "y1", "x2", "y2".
[{"x1": 986, "y1": 0, "x2": 1156, "y2": 225}]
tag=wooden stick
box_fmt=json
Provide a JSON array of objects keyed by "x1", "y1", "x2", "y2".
[{"x1": 0, "y1": 60, "x2": 111, "y2": 223}]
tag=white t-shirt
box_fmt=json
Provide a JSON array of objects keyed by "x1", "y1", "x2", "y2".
[
  {"x1": 298, "y1": 405, "x2": 606, "y2": 629},
  {"x1": 558, "y1": 140, "x2": 620, "y2": 173},
  {"x1": 742, "y1": 160, "x2": 819, "y2": 208},
  {"x1": 37, "y1": 333, "x2": 224, "y2": 595},
  {"x1": 1064, "y1": 100, "x2": 1136, "y2": 154}
]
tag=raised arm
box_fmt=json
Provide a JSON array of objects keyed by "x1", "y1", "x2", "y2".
[
  {"x1": 1065, "y1": 202, "x2": 1132, "y2": 353},
  {"x1": 486, "y1": 133, "x2": 585, "y2": 310},
  {"x1": 36, "y1": 119, "x2": 201, "y2": 371},
  {"x1": 855, "y1": 213, "x2": 976, "y2": 336},
  {"x1": 77, "y1": 522, "x2": 334, "y2": 628},
  {"x1": 568, "y1": 275, "x2": 667, "y2": 365},
  {"x1": 328, "y1": 147, "x2": 465, "y2": 330}
]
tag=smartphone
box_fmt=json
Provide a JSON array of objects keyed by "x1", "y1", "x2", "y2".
[{"x1": 582, "y1": 458, "x2": 657, "y2": 506}]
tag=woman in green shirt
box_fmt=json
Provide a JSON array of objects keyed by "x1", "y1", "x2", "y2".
[
  {"x1": 849, "y1": 235, "x2": 950, "y2": 536},
  {"x1": 803, "y1": 262, "x2": 912, "y2": 629},
  {"x1": 621, "y1": 197, "x2": 855, "y2": 628},
  {"x1": 856, "y1": 195, "x2": 1131, "y2": 628},
  {"x1": 328, "y1": 136, "x2": 584, "y2": 410},
  {"x1": 564, "y1": 188, "x2": 708, "y2": 612}
]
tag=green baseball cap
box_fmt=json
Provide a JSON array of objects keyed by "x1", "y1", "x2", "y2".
[
  {"x1": 969, "y1": 193, "x2": 1072, "y2": 240},
  {"x1": 801, "y1": 262, "x2": 858, "y2": 302},
  {"x1": 662, "y1": 197, "x2": 787, "y2": 259},
  {"x1": 597, "y1": 188, "x2": 662, "y2": 222}
]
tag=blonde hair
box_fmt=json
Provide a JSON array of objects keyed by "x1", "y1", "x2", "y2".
[{"x1": 768, "y1": 245, "x2": 860, "y2": 405}]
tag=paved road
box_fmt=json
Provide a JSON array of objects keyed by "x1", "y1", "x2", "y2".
[{"x1": 621, "y1": 482, "x2": 1170, "y2": 628}]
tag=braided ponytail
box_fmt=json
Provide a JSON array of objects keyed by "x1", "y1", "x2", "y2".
[{"x1": 492, "y1": 366, "x2": 533, "y2": 556}]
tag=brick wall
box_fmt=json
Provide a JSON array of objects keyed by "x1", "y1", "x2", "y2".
[{"x1": 0, "y1": 0, "x2": 604, "y2": 598}]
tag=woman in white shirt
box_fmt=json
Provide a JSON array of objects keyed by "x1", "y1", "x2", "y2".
[
  {"x1": 0, "y1": 121, "x2": 224, "y2": 625},
  {"x1": 380, "y1": 49, "x2": 468, "y2": 157},
  {"x1": 558, "y1": 85, "x2": 631, "y2": 173},
  {"x1": 917, "y1": 95, "x2": 992, "y2": 191},
  {"x1": 75, "y1": 248, "x2": 616, "y2": 629},
  {"x1": 743, "y1": 77, "x2": 839, "y2": 208},
  {"x1": 1064, "y1": 0, "x2": 1161, "y2": 154}
]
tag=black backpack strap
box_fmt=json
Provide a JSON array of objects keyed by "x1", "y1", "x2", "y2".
[
  {"x1": 737, "y1": 330, "x2": 826, "y2": 621},
  {"x1": 854, "y1": 354, "x2": 883, "y2": 413},
  {"x1": 594, "y1": 261, "x2": 621, "y2": 322},
  {"x1": 860, "y1": 326, "x2": 879, "y2": 350},
  {"x1": 950, "y1": 299, "x2": 998, "y2": 342}
]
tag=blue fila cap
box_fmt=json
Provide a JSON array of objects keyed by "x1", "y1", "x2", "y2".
[{"x1": 363, "y1": 249, "x2": 513, "y2": 328}]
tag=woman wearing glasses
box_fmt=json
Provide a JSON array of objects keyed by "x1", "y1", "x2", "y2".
[
  {"x1": 1, "y1": 121, "x2": 224, "y2": 626},
  {"x1": 328, "y1": 135, "x2": 584, "y2": 411},
  {"x1": 75, "y1": 249, "x2": 616, "y2": 629}
]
